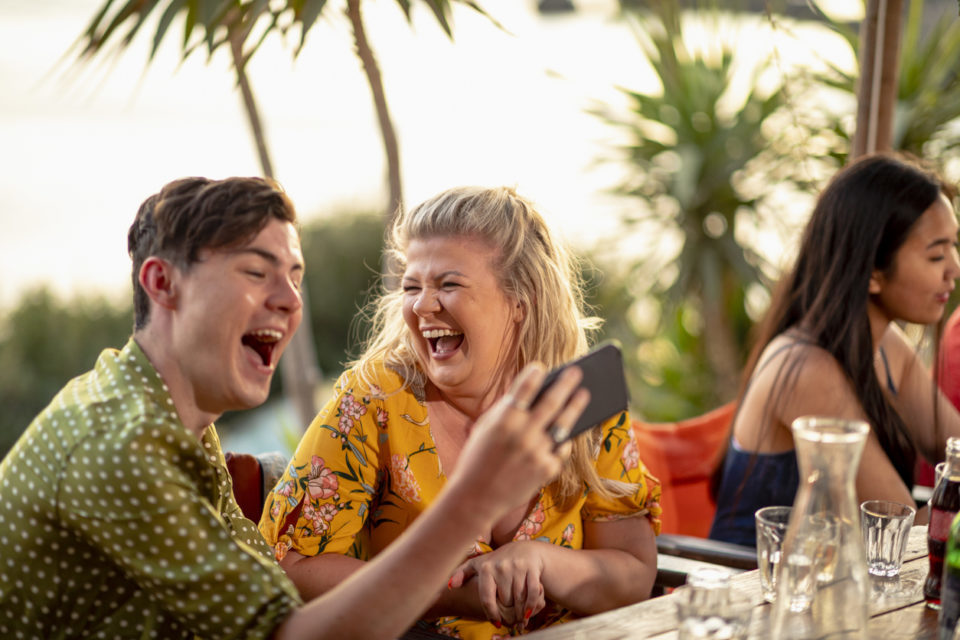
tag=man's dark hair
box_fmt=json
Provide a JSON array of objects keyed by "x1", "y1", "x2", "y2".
[{"x1": 127, "y1": 176, "x2": 298, "y2": 330}]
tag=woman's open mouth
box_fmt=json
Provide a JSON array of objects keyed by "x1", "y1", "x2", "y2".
[{"x1": 423, "y1": 328, "x2": 464, "y2": 355}]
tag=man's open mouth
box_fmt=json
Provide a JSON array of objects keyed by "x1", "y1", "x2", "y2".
[
  {"x1": 422, "y1": 328, "x2": 464, "y2": 355},
  {"x1": 242, "y1": 329, "x2": 282, "y2": 366}
]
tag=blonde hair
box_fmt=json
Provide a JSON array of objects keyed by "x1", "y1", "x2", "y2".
[{"x1": 353, "y1": 185, "x2": 632, "y2": 503}]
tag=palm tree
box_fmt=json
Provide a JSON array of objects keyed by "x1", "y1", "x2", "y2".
[
  {"x1": 72, "y1": 0, "x2": 497, "y2": 429},
  {"x1": 594, "y1": 2, "x2": 799, "y2": 407}
]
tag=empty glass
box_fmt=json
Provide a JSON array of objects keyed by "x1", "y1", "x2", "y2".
[
  {"x1": 674, "y1": 567, "x2": 752, "y2": 640},
  {"x1": 756, "y1": 505, "x2": 791, "y2": 602},
  {"x1": 860, "y1": 500, "x2": 915, "y2": 577}
]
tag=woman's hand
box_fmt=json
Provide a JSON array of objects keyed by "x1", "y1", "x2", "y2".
[{"x1": 448, "y1": 541, "x2": 548, "y2": 629}]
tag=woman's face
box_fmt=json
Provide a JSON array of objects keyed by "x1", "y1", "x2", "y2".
[
  {"x1": 870, "y1": 193, "x2": 960, "y2": 325},
  {"x1": 401, "y1": 234, "x2": 522, "y2": 402}
]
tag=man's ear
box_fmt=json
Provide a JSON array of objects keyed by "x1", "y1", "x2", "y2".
[
  {"x1": 868, "y1": 269, "x2": 884, "y2": 295},
  {"x1": 139, "y1": 257, "x2": 179, "y2": 311}
]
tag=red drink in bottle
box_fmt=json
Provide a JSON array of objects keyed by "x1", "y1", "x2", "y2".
[{"x1": 925, "y1": 438, "x2": 960, "y2": 608}]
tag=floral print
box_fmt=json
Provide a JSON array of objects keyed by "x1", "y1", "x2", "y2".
[
  {"x1": 307, "y1": 456, "x2": 340, "y2": 500},
  {"x1": 259, "y1": 363, "x2": 662, "y2": 640},
  {"x1": 515, "y1": 499, "x2": 546, "y2": 541},
  {"x1": 389, "y1": 454, "x2": 423, "y2": 503},
  {"x1": 337, "y1": 392, "x2": 367, "y2": 437},
  {"x1": 621, "y1": 428, "x2": 640, "y2": 472},
  {"x1": 303, "y1": 501, "x2": 338, "y2": 535}
]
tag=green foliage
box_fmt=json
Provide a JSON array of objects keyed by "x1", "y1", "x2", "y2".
[
  {"x1": 812, "y1": 0, "x2": 960, "y2": 179},
  {"x1": 583, "y1": 254, "x2": 726, "y2": 421},
  {"x1": 595, "y1": 2, "x2": 796, "y2": 413},
  {"x1": 297, "y1": 212, "x2": 384, "y2": 374},
  {"x1": 0, "y1": 289, "x2": 132, "y2": 456},
  {"x1": 74, "y1": 0, "x2": 499, "y2": 66}
]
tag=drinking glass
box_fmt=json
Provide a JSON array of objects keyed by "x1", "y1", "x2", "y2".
[
  {"x1": 674, "y1": 567, "x2": 751, "y2": 640},
  {"x1": 860, "y1": 499, "x2": 915, "y2": 577},
  {"x1": 755, "y1": 505, "x2": 791, "y2": 603}
]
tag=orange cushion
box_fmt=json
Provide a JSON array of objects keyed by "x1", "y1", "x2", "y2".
[{"x1": 632, "y1": 403, "x2": 735, "y2": 537}]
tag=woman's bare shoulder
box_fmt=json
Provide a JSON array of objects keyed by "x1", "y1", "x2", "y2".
[
  {"x1": 758, "y1": 334, "x2": 840, "y2": 376},
  {"x1": 757, "y1": 334, "x2": 860, "y2": 417}
]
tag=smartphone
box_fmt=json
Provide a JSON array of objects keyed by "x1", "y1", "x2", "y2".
[{"x1": 532, "y1": 341, "x2": 630, "y2": 443}]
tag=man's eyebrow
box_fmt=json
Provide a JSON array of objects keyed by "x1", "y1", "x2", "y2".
[{"x1": 237, "y1": 247, "x2": 304, "y2": 271}]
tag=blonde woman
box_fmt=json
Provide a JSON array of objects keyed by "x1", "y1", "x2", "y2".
[{"x1": 260, "y1": 186, "x2": 661, "y2": 638}]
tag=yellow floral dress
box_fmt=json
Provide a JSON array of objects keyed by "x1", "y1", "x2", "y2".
[{"x1": 259, "y1": 362, "x2": 662, "y2": 639}]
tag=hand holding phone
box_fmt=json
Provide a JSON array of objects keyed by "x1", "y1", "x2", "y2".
[{"x1": 532, "y1": 341, "x2": 630, "y2": 444}]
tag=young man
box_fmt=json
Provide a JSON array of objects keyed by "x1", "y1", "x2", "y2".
[{"x1": 0, "y1": 177, "x2": 585, "y2": 639}]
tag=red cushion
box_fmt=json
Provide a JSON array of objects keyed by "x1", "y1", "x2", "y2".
[{"x1": 224, "y1": 451, "x2": 264, "y2": 522}]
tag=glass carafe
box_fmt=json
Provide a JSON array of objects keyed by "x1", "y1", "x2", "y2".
[{"x1": 770, "y1": 416, "x2": 871, "y2": 639}]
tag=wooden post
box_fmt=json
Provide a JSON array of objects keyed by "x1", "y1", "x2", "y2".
[{"x1": 852, "y1": 0, "x2": 904, "y2": 159}]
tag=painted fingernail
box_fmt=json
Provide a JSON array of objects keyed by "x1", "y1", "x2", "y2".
[
  {"x1": 493, "y1": 621, "x2": 502, "y2": 629},
  {"x1": 447, "y1": 578, "x2": 454, "y2": 590},
  {"x1": 525, "y1": 608, "x2": 532, "y2": 620}
]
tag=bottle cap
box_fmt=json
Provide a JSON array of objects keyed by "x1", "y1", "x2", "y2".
[{"x1": 948, "y1": 437, "x2": 960, "y2": 456}]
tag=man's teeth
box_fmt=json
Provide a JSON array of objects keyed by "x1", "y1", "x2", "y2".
[
  {"x1": 248, "y1": 329, "x2": 282, "y2": 342},
  {"x1": 422, "y1": 329, "x2": 462, "y2": 339}
]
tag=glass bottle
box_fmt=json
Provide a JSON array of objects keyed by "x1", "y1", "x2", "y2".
[
  {"x1": 939, "y1": 512, "x2": 960, "y2": 639},
  {"x1": 928, "y1": 438, "x2": 960, "y2": 608},
  {"x1": 770, "y1": 416, "x2": 870, "y2": 639}
]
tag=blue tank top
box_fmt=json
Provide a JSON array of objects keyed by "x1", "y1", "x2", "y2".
[
  {"x1": 708, "y1": 341, "x2": 907, "y2": 548},
  {"x1": 708, "y1": 442, "x2": 799, "y2": 547}
]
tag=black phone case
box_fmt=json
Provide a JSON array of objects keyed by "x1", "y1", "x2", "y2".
[{"x1": 533, "y1": 342, "x2": 630, "y2": 442}]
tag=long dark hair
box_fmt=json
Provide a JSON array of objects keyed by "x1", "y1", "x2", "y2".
[{"x1": 727, "y1": 153, "x2": 952, "y2": 490}]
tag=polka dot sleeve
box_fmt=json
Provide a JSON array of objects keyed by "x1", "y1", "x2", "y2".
[{"x1": 57, "y1": 420, "x2": 300, "y2": 640}]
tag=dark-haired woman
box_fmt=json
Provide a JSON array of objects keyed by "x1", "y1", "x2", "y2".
[{"x1": 709, "y1": 153, "x2": 960, "y2": 547}]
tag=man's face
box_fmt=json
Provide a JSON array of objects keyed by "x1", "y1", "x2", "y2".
[{"x1": 170, "y1": 218, "x2": 304, "y2": 415}]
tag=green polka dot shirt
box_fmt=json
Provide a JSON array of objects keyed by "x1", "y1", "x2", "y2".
[{"x1": 0, "y1": 338, "x2": 302, "y2": 638}]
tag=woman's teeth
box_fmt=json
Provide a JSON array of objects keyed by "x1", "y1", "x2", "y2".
[{"x1": 422, "y1": 329, "x2": 461, "y2": 339}]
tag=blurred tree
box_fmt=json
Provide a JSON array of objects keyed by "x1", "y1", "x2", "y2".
[
  {"x1": 0, "y1": 289, "x2": 132, "y2": 457},
  {"x1": 594, "y1": 1, "x2": 797, "y2": 410},
  {"x1": 810, "y1": 0, "x2": 960, "y2": 178},
  {"x1": 582, "y1": 255, "x2": 724, "y2": 421},
  {"x1": 72, "y1": 0, "x2": 500, "y2": 426},
  {"x1": 0, "y1": 212, "x2": 384, "y2": 457},
  {"x1": 299, "y1": 212, "x2": 384, "y2": 374}
]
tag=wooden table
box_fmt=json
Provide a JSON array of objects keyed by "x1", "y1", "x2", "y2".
[{"x1": 524, "y1": 525, "x2": 939, "y2": 639}]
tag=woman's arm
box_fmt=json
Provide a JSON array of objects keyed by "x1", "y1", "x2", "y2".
[
  {"x1": 775, "y1": 345, "x2": 921, "y2": 516},
  {"x1": 446, "y1": 414, "x2": 661, "y2": 627},
  {"x1": 447, "y1": 514, "x2": 657, "y2": 627},
  {"x1": 279, "y1": 552, "x2": 365, "y2": 601},
  {"x1": 542, "y1": 515, "x2": 657, "y2": 612},
  {"x1": 880, "y1": 324, "x2": 960, "y2": 462}
]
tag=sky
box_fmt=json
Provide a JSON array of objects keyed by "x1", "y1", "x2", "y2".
[{"x1": 0, "y1": 0, "x2": 858, "y2": 311}]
